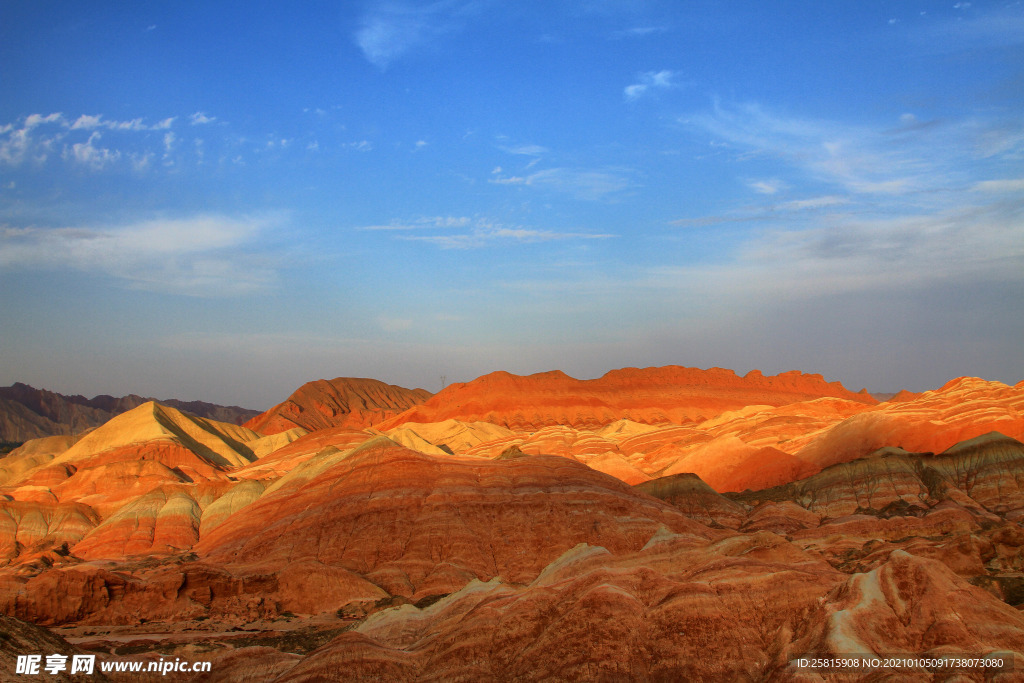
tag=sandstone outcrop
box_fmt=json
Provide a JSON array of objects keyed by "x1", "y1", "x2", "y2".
[{"x1": 243, "y1": 377, "x2": 432, "y2": 435}]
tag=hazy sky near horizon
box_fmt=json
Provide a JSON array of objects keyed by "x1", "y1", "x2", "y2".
[{"x1": 1, "y1": 1, "x2": 1022, "y2": 408}]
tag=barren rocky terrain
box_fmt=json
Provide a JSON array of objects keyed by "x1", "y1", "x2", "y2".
[{"x1": 1, "y1": 366, "x2": 1023, "y2": 680}]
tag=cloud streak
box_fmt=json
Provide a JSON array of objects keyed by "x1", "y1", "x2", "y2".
[
  {"x1": 0, "y1": 214, "x2": 279, "y2": 296},
  {"x1": 359, "y1": 215, "x2": 614, "y2": 249},
  {"x1": 489, "y1": 167, "x2": 634, "y2": 200}
]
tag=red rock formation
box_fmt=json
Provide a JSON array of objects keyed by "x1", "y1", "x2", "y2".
[
  {"x1": 795, "y1": 377, "x2": 1024, "y2": 470},
  {"x1": 783, "y1": 550, "x2": 1024, "y2": 676},
  {"x1": 196, "y1": 440, "x2": 718, "y2": 598},
  {"x1": 244, "y1": 377, "x2": 432, "y2": 435},
  {"x1": 0, "y1": 440, "x2": 721, "y2": 626},
  {"x1": 0, "y1": 371, "x2": 1023, "y2": 681},
  {"x1": 262, "y1": 532, "x2": 837, "y2": 681},
  {"x1": 375, "y1": 367, "x2": 875, "y2": 432}
]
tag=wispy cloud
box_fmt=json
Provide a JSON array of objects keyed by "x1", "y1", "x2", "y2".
[
  {"x1": 666, "y1": 101, "x2": 1024, "y2": 310},
  {"x1": 0, "y1": 214, "x2": 280, "y2": 296},
  {"x1": 612, "y1": 26, "x2": 669, "y2": 39},
  {"x1": 671, "y1": 194, "x2": 851, "y2": 228},
  {"x1": 489, "y1": 167, "x2": 634, "y2": 200},
  {"x1": 360, "y1": 215, "x2": 614, "y2": 249},
  {"x1": 747, "y1": 178, "x2": 786, "y2": 195},
  {"x1": 686, "y1": 101, "x2": 1023, "y2": 197},
  {"x1": 358, "y1": 215, "x2": 471, "y2": 231},
  {"x1": 624, "y1": 69, "x2": 677, "y2": 101},
  {"x1": 972, "y1": 178, "x2": 1024, "y2": 193},
  {"x1": 354, "y1": 0, "x2": 481, "y2": 68},
  {"x1": 499, "y1": 143, "x2": 548, "y2": 156}
]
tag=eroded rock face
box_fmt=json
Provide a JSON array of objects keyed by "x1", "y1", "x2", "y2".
[
  {"x1": 196, "y1": 440, "x2": 719, "y2": 596},
  {"x1": 731, "y1": 432, "x2": 1024, "y2": 519},
  {"x1": 781, "y1": 550, "x2": 1024, "y2": 673},
  {"x1": 254, "y1": 534, "x2": 1024, "y2": 681},
  {"x1": 243, "y1": 377, "x2": 432, "y2": 435}
]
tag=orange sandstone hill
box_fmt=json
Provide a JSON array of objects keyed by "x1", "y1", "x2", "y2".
[
  {"x1": 375, "y1": 366, "x2": 876, "y2": 432},
  {"x1": 244, "y1": 377, "x2": 432, "y2": 435}
]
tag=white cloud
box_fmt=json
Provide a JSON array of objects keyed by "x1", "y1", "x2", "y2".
[
  {"x1": 163, "y1": 131, "x2": 176, "y2": 160},
  {"x1": 131, "y1": 152, "x2": 155, "y2": 172},
  {"x1": 63, "y1": 132, "x2": 121, "y2": 169},
  {"x1": 0, "y1": 113, "x2": 65, "y2": 165},
  {"x1": 190, "y1": 112, "x2": 216, "y2": 125},
  {"x1": 624, "y1": 69, "x2": 677, "y2": 101},
  {"x1": 0, "y1": 112, "x2": 189, "y2": 169},
  {"x1": 69, "y1": 115, "x2": 152, "y2": 131},
  {"x1": 24, "y1": 113, "x2": 64, "y2": 128},
  {"x1": 0, "y1": 214, "x2": 279, "y2": 296},
  {"x1": 355, "y1": 1, "x2": 479, "y2": 68},
  {"x1": 71, "y1": 115, "x2": 103, "y2": 130}
]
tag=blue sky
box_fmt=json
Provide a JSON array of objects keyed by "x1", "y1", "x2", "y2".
[{"x1": 1, "y1": 1, "x2": 1022, "y2": 408}]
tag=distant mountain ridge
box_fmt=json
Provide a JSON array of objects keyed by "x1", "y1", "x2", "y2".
[
  {"x1": 375, "y1": 366, "x2": 878, "y2": 432},
  {"x1": 0, "y1": 382, "x2": 261, "y2": 442}
]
